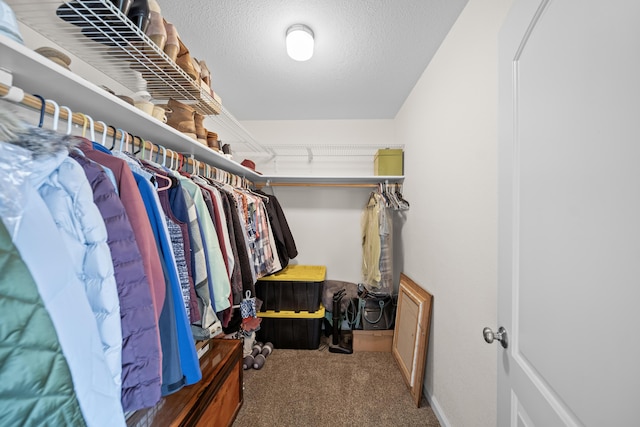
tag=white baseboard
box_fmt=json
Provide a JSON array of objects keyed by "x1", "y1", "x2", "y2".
[{"x1": 424, "y1": 386, "x2": 452, "y2": 427}]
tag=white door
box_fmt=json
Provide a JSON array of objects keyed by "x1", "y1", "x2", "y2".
[{"x1": 496, "y1": 0, "x2": 640, "y2": 426}]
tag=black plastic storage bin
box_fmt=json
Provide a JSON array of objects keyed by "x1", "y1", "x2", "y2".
[
  {"x1": 256, "y1": 305, "x2": 325, "y2": 349},
  {"x1": 256, "y1": 265, "x2": 326, "y2": 312}
]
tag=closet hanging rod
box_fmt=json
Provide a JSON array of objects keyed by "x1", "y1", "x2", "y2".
[
  {"x1": 0, "y1": 82, "x2": 120, "y2": 136},
  {"x1": 257, "y1": 182, "x2": 382, "y2": 189},
  {"x1": 0, "y1": 82, "x2": 253, "y2": 186}
]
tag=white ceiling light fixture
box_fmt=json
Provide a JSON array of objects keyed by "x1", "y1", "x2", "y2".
[{"x1": 286, "y1": 24, "x2": 314, "y2": 61}]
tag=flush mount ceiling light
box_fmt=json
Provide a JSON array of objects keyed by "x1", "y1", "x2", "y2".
[{"x1": 286, "y1": 24, "x2": 314, "y2": 61}]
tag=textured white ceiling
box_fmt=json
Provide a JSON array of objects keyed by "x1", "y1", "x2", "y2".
[{"x1": 159, "y1": 0, "x2": 468, "y2": 120}]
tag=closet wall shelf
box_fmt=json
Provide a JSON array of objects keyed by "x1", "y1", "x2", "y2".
[
  {"x1": 2, "y1": 2, "x2": 405, "y2": 186},
  {"x1": 0, "y1": 34, "x2": 261, "y2": 180},
  {"x1": 6, "y1": 0, "x2": 221, "y2": 116}
]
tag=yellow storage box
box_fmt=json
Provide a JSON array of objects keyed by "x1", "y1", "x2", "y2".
[
  {"x1": 256, "y1": 265, "x2": 326, "y2": 312},
  {"x1": 257, "y1": 265, "x2": 326, "y2": 282},
  {"x1": 374, "y1": 148, "x2": 404, "y2": 176}
]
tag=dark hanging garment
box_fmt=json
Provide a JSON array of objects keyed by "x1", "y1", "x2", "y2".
[
  {"x1": 255, "y1": 190, "x2": 298, "y2": 269},
  {"x1": 223, "y1": 191, "x2": 256, "y2": 298},
  {"x1": 158, "y1": 189, "x2": 200, "y2": 325},
  {"x1": 220, "y1": 191, "x2": 244, "y2": 305}
]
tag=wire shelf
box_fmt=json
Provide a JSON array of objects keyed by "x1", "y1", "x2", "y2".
[
  {"x1": 232, "y1": 143, "x2": 404, "y2": 161},
  {"x1": 6, "y1": 1, "x2": 405, "y2": 179},
  {"x1": 8, "y1": 0, "x2": 221, "y2": 115}
]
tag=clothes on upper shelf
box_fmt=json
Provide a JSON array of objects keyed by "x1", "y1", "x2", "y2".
[{"x1": 0, "y1": 115, "x2": 297, "y2": 426}]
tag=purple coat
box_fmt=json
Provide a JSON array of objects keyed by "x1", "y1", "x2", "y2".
[{"x1": 71, "y1": 152, "x2": 161, "y2": 412}]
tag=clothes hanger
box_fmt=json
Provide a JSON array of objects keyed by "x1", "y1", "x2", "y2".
[
  {"x1": 33, "y1": 94, "x2": 45, "y2": 127},
  {"x1": 159, "y1": 145, "x2": 167, "y2": 168},
  {"x1": 153, "y1": 144, "x2": 164, "y2": 165},
  {"x1": 119, "y1": 131, "x2": 133, "y2": 153},
  {"x1": 192, "y1": 158, "x2": 199, "y2": 175},
  {"x1": 381, "y1": 181, "x2": 394, "y2": 209},
  {"x1": 139, "y1": 138, "x2": 146, "y2": 159},
  {"x1": 79, "y1": 113, "x2": 86, "y2": 138},
  {"x1": 146, "y1": 141, "x2": 155, "y2": 162},
  {"x1": 61, "y1": 106, "x2": 73, "y2": 135},
  {"x1": 171, "y1": 150, "x2": 177, "y2": 170},
  {"x1": 118, "y1": 129, "x2": 126, "y2": 152},
  {"x1": 132, "y1": 135, "x2": 142, "y2": 156},
  {"x1": 80, "y1": 113, "x2": 95, "y2": 142},
  {"x1": 88, "y1": 115, "x2": 95, "y2": 142},
  {"x1": 147, "y1": 144, "x2": 171, "y2": 191},
  {"x1": 178, "y1": 153, "x2": 186, "y2": 174},
  {"x1": 45, "y1": 99, "x2": 60, "y2": 132},
  {"x1": 395, "y1": 184, "x2": 410, "y2": 210},
  {"x1": 108, "y1": 126, "x2": 117, "y2": 150},
  {"x1": 156, "y1": 174, "x2": 172, "y2": 191},
  {"x1": 167, "y1": 149, "x2": 174, "y2": 170},
  {"x1": 155, "y1": 172, "x2": 172, "y2": 191},
  {"x1": 95, "y1": 120, "x2": 107, "y2": 146},
  {"x1": 173, "y1": 151, "x2": 179, "y2": 171}
]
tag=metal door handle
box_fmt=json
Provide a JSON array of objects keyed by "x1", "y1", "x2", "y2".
[{"x1": 483, "y1": 326, "x2": 508, "y2": 349}]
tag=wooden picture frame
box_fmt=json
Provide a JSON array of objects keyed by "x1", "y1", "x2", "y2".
[{"x1": 392, "y1": 273, "x2": 433, "y2": 407}]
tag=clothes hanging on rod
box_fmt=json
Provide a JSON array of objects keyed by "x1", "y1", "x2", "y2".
[
  {"x1": 0, "y1": 95, "x2": 299, "y2": 425},
  {"x1": 69, "y1": 148, "x2": 162, "y2": 411},
  {"x1": 361, "y1": 183, "x2": 408, "y2": 291},
  {"x1": 0, "y1": 115, "x2": 127, "y2": 426}
]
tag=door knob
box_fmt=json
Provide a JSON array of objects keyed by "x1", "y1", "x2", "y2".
[{"x1": 483, "y1": 326, "x2": 508, "y2": 349}]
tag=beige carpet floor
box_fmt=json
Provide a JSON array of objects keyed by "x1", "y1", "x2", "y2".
[{"x1": 233, "y1": 337, "x2": 440, "y2": 427}]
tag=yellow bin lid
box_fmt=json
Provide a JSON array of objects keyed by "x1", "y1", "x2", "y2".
[
  {"x1": 258, "y1": 265, "x2": 326, "y2": 282},
  {"x1": 258, "y1": 304, "x2": 326, "y2": 319}
]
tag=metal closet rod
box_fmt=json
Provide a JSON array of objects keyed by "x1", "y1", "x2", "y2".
[
  {"x1": 258, "y1": 182, "x2": 381, "y2": 188},
  {"x1": 0, "y1": 82, "x2": 249, "y2": 183},
  {"x1": 1, "y1": 82, "x2": 127, "y2": 140}
]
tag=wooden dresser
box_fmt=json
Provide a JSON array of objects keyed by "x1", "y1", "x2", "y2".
[{"x1": 126, "y1": 338, "x2": 243, "y2": 427}]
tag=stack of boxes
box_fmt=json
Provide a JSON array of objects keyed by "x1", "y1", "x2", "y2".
[{"x1": 255, "y1": 265, "x2": 326, "y2": 349}]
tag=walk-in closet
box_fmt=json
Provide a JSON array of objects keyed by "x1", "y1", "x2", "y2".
[{"x1": 4, "y1": 0, "x2": 633, "y2": 426}]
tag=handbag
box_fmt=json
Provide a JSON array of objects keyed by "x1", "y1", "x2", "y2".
[
  {"x1": 345, "y1": 284, "x2": 396, "y2": 330},
  {"x1": 359, "y1": 293, "x2": 395, "y2": 330}
]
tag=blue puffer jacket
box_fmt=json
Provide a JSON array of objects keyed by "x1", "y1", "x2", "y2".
[{"x1": 0, "y1": 127, "x2": 125, "y2": 427}]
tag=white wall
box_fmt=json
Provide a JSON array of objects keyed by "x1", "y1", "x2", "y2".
[
  {"x1": 245, "y1": 2, "x2": 514, "y2": 425},
  {"x1": 395, "y1": 0, "x2": 512, "y2": 425},
  {"x1": 241, "y1": 120, "x2": 396, "y2": 283}
]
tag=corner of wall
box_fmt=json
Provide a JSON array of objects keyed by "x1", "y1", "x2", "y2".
[
  {"x1": 394, "y1": 0, "x2": 514, "y2": 425},
  {"x1": 424, "y1": 386, "x2": 452, "y2": 427}
]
